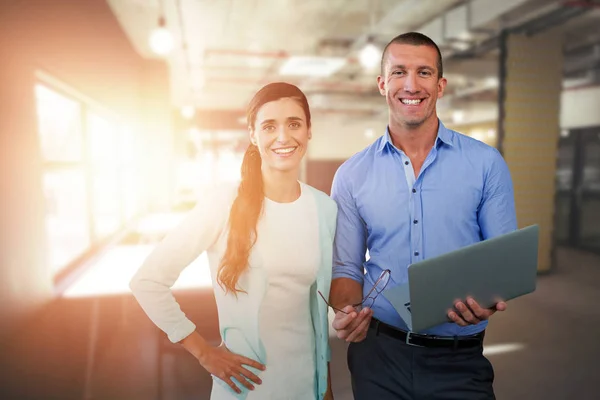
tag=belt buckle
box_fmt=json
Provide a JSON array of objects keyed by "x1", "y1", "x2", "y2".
[{"x1": 405, "y1": 331, "x2": 424, "y2": 347}]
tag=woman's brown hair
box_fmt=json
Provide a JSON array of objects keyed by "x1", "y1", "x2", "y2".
[{"x1": 217, "y1": 82, "x2": 311, "y2": 295}]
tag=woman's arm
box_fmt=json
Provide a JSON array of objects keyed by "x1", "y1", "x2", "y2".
[
  {"x1": 130, "y1": 186, "x2": 265, "y2": 393},
  {"x1": 129, "y1": 187, "x2": 231, "y2": 342}
]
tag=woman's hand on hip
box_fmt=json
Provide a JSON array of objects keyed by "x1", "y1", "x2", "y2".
[{"x1": 198, "y1": 342, "x2": 266, "y2": 394}]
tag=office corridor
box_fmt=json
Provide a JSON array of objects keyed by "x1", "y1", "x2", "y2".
[
  {"x1": 3, "y1": 1, "x2": 600, "y2": 399},
  {"x1": 2, "y1": 239, "x2": 599, "y2": 400}
]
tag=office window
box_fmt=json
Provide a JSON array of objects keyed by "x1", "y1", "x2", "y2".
[
  {"x1": 36, "y1": 84, "x2": 89, "y2": 273},
  {"x1": 88, "y1": 112, "x2": 121, "y2": 239},
  {"x1": 119, "y1": 126, "x2": 139, "y2": 221},
  {"x1": 35, "y1": 84, "x2": 83, "y2": 162},
  {"x1": 35, "y1": 83, "x2": 139, "y2": 275},
  {"x1": 42, "y1": 169, "x2": 90, "y2": 274}
]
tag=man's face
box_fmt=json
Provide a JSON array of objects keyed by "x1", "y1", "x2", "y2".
[{"x1": 377, "y1": 43, "x2": 447, "y2": 129}]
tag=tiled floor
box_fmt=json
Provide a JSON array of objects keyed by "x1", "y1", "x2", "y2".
[{"x1": 2, "y1": 235, "x2": 599, "y2": 399}]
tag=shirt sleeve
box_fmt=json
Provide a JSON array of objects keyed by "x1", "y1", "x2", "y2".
[
  {"x1": 478, "y1": 148, "x2": 518, "y2": 239},
  {"x1": 129, "y1": 185, "x2": 234, "y2": 343},
  {"x1": 330, "y1": 167, "x2": 367, "y2": 284}
]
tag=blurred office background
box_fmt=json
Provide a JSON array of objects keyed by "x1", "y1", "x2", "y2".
[{"x1": 0, "y1": 0, "x2": 599, "y2": 399}]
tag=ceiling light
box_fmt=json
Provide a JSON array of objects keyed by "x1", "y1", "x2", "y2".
[
  {"x1": 149, "y1": 16, "x2": 174, "y2": 56},
  {"x1": 471, "y1": 130, "x2": 484, "y2": 141},
  {"x1": 359, "y1": 43, "x2": 381, "y2": 70},
  {"x1": 452, "y1": 110, "x2": 465, "y2": 124},
  {"x1": 458, "y1": 31, "x2": 473, "y2": 41},
  {"x1": 451, "y1": 41, "x2": 470, "y2": 52},
  {"x1": 309, "y1": 94, "x2": 327, "y2": 108},
  {"x1": 181, "y1": 105, "x2": 195, "y2": 120},
  {"x1": 484, "y1": 77, "x2": 499, "y2": 88},
  {"x1": 279, "y1": 56, "x2": 346, "y2": 77}
]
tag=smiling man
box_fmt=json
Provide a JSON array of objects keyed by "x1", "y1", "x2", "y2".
[{"x1": 328, "y1": 32, "x2": 517, "y2": 399}]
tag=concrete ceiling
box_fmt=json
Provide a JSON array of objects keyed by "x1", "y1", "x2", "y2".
[{"x1": 107, "y1": 0, "x2": 600, "y2": 127}]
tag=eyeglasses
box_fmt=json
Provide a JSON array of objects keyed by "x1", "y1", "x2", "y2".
[{"x1": 318, "y1": 269, "x2": 391, "y2": 314}]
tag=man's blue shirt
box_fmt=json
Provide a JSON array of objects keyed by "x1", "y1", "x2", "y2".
[{"x1": 331, "y1": 120, "x2": 517, "y2": 336}]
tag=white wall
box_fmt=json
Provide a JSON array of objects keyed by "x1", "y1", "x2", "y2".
[
  {"x1": 308, "y1": 114, "x2": 387, "y2": 160},
  {"x1": 561, "y1": 85, "x2": 600, "y2": 129}
]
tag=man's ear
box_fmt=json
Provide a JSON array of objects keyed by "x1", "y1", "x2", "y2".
[
  {"x1": 437, "y1": 77, "x2": 447, "y2": 99},
  {"x1": 377, "y1": 74, "x2": 386, "y2": 96}
]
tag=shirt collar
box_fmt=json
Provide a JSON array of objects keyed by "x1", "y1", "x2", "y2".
[{"x1": 376, "y1": 119, "x2": 455, "y2": 154}]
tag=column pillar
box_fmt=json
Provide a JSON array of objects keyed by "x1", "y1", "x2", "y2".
[{"x1": 499, "y1": 28, "x2": 564, "y2": 272}]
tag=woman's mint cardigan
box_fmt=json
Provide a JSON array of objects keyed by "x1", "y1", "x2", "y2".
[
  {"x1": 130, "y1": 183, "x2": 338, "y2": 400},
  {"x1": 214, "y1": 185, "x2": 338, "y2": 399}
]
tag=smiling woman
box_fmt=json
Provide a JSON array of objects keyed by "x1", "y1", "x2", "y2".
[
  {"x1": 129, "y1": 82, "x2": 337, "y2": 400},
  {"x1": 220, "y1": 83, "x2": 313, "y2": 296},
  {"x1": 250, "y1": 97, "x2": 311, "y2": 172}
]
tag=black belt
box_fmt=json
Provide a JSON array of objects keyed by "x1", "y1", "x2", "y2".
[{"x1": 369, "y1": 318, "x2": 485, "y2": 349}]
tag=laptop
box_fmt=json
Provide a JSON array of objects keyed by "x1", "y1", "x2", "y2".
[{"x1": 383, "y1": 225, "x2": 539, "y2": 333}]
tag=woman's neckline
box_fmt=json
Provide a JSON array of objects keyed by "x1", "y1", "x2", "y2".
[{"x1": 264, "y1": 181, "x2": 303, "y2": 205}]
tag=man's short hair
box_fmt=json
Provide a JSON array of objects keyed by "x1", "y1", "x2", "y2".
[{"x1": 380, "y1": 32, "x2": 443, "y2": 79}]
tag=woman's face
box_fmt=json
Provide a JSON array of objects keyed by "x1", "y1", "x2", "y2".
[{"x1": 249, "y1": 97, "x2": 311, "y2": 174}]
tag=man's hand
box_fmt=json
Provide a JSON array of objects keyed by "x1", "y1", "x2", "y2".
[
  {"x1": 331, "y1": 306, "x2": 373, "y2": 342},
  {"x1": 447, "y1": 297, "x2": 507, "y2": 326}
]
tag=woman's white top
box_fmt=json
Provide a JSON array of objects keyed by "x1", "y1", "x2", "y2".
[
  {"x1": 130, "y1": 182, "x2": 323, "y2": 399},
  {"x1": 213, "y1": 187, "x2": 320, "y2": 399}
]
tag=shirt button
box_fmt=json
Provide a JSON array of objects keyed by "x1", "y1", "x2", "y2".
[
  {"x1": 412, "y1": 188, "x2": 416, "y2": 193},
  {"x1": 413, "y1": 219, "x2": 418, "y2": 224},
  {"x1": 414, "y1": 251, "x2": 420, "y2": 256},
  {"x1": 404, "y1": 161, "x2": 409, "y2": 165}
]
